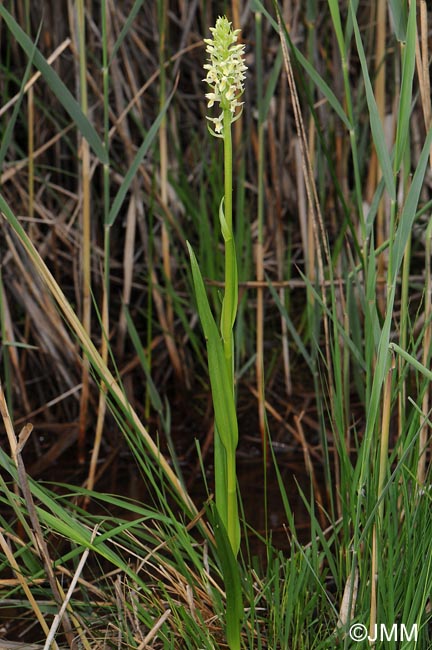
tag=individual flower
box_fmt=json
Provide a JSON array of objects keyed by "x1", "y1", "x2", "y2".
[{"x1": 203, "y1": 16, "x2": 247, "y2": 135}]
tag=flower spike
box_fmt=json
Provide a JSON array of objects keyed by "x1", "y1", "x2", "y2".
[{"x1": 203, "y1": 16, "x2": 247, "y2": 135}]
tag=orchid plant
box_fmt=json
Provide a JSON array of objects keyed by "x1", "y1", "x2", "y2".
[{"x1": 188, "y1": 16, "x2": 246, "y2": 561}]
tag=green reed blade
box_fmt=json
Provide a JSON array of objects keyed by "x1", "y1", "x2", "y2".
[{"x1": 0, "y1": 5, "x2": 107, "y2": 164}]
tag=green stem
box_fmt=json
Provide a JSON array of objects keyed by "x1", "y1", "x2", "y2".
[
  {"x1": 220, "y1": 107, "x2": 240, "y2": 556},
  {"x1": 222, "y1": 109, "x2": 235, "y2": 386},
  {"x1": 223, "y1": 110, "x2": 233, "y2": 232},
  {"x1": 226, "y1": 450, "x2": 239, "y2": 553}
]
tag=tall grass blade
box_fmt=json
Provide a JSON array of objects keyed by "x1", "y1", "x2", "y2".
[
  {"x1": 388, "y1": 0, "x2": 408, "y2": 42},
  {"x1": 109, "y1": 0, "x2": 146, "y2": 62},
  {"x1": 0, "y1": 5, "x2": 107, "y2": 164},
  {"x1": 123, "y1": 305, "x2": 163, "y2": 413},
  {"x1": 389, "y1": 343, "x2": 432, "y2": 381},
  {"x1": 392, "y1": 126, "x2": 432, "y2": 282},
  {"x1": 350, "y1": 3, "x2": 396, "y2": 201},
  {"x1": 394, "y1": 1, "x2": 416, "y2": 172},
  {"x1": 107, "y1": 86, "x2": 175, "y2": 227},
  {"x1": 0, "y1": 25, "x2": 39, "y2": 169}
]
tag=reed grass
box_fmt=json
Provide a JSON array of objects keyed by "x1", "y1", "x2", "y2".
[{"x1": 0, "y1": 2, "x2": 431, "y2": 648}]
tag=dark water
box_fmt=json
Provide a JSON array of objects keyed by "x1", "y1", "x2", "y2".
[{"x1": 2, "y1": 417, "x2": 317, "y2": 560}]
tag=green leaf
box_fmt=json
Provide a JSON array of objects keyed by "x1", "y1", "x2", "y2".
[
  {"x1": 209, "y1": 504, "x2": 243, "y2": 650},
  {"x1": 214, "y1": 428, "x2": 228, "y2": 527},
  {"x1": 365, "y1": 176, "x2": 386, "y2": 239},
  {"x1": 388, "y1": 0, "x2": 408, "y2": 42},
  {"x1": 271, "y1": 0, "x2": 351, "y2": 130},
  {"x1": 0, "y1": 24, "x2": 41, "y2": 170},
  {"x1": 267, "y1": 278, "x2": 314, "y2": 374},
  {"x1": 394, "y1": 1, "x2": 416, "y2": 172},
  {"x1": 290, "y1": 272, "x2": 366, "y2": 372},
  {"x1": 123, "y1": 305, "x2": 163, "y2": 413},
  {"x1": 0, "y1": 5, "x2": 108, "y2": 164},
  {"x1": 328, "y1": 0, "x2": 346, "y2": 61},
  {"x1": 187, "y1": 243, "x2": 238, "y2": 454},
  {"x1": 109, "y1": 0, "x2": 146, "y2": 63},
  {"x1": 219, "y1": 197, "x2": 230, "y2": 241},
  {"x1": 187, "y1": 243, "x2": 240, "y2": 553},
  {"x1": 0, "y1": 448, "x2": 140, "y2": 584},
  {"x1": 355, "y1": 121, "x2": 432, "y2": 491},
  {"x1": 350, "y1": 4, "x2": 396, "y2": 202},
  {"x1": 220, "y1": 239, "x2": 238, "y2": 335},
  {"x1": 292, "y1": 45, "x2": 351, "y2": 130},
  {"x1": 262, "y1": 46, "x2": 283, "y2": 120},
  {"x1": 389, "y1": 343, "x2": 432, "y2": 381},
  {"x1": 107, "y1": 87, "x2": 174, "y2": 226},
  {"x1": 251, "y1": 0, "x2": 278, "y2": 31},
  {"x1": 392, "y1": 126, "x2": 432, "y2": 283}
]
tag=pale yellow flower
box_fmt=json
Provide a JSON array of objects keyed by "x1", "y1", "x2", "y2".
[{"x1": 203, "y1": 16, "x2": 247, "y2": 135}]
